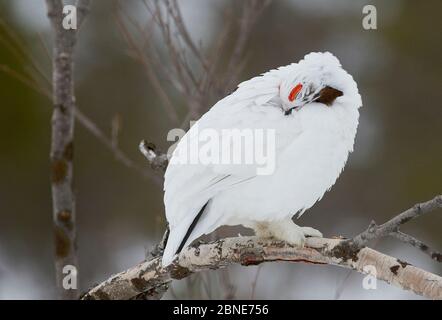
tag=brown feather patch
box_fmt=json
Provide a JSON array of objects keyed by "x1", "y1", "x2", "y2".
[{"x1": 316, "y1": 86, "x2": 343, "y2": 106}]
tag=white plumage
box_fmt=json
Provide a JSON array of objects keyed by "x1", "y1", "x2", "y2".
[{"x1": 162, "y1": 52, "x2": 362, "y2": 266}]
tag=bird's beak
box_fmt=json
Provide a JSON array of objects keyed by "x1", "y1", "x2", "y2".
[{"x1": 284, "y1": 105, "x2": 302, "y2": 115}]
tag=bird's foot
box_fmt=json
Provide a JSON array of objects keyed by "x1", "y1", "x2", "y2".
[
  {"x1": 253, "y1": 220, "x2": 322, "y2": 247},
  {"x1": 300, "y1": 226, "x2": 323, "y2": 238}
]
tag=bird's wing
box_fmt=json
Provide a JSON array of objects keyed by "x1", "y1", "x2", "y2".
[{"x1": 161, "y1": 64, "x2": 296, "y2": 265}]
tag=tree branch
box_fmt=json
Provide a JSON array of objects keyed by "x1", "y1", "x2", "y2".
[
  {"x1": 82, "y1": 196, "x2": 442, "y2": 300},
  {"x1": 333, "y1": 195, "x2": 442, "y2": 262},
  {"x1": 82, "y1": 236, "x2": 442, "y2": 300},
  {"x1": 46, "y1": 0, "x2": 90, "y2": 299},
  {"x1": 139, "y1": 139, "x2": 169, "y2": 172},
  {"x1": 390, "y1": 231, "x2": 441, "y2": 262}
]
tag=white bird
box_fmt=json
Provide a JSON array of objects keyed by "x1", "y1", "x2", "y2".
[{"x1": 161, "y1": 52, "x2": 362, "y2": 266}]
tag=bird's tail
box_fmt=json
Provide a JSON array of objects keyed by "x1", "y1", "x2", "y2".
[
  {"x1": 161, "y1": 221, "x2": 191, "y2": 266},
  {"x1": 161, "y1": 203, "x2": 208, "y2": 267}
]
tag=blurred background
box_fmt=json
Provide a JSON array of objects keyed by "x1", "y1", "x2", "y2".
[{"x1": 0, "y1": 0, "x2": 441, "y2": 299}]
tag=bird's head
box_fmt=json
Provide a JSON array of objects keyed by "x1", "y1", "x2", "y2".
[{"x1": 279, "y1": 52, "x2": 361, "y2": 115}]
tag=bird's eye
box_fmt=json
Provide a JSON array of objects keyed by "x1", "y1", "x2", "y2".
[{"x1": 288, "y1": 83, "x2": 303, "y2": 102}]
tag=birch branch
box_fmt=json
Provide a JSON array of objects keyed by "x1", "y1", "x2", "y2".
[
  {"x1": 82, "y1": 236, "x2": 442, "y2": 300},
  {"x1": 82, "y1": 195, "x2": 442, "y2": 300},
  {"x1": 46, "y1": 0, "x2": 90, "y2": 299}
]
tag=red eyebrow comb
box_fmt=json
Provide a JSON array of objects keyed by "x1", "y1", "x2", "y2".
[{"x1": 288, "y1": 83, "x2": 303, "y2": 102}]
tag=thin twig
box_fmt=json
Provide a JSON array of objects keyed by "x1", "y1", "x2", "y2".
[
  {"x1": 136, "y1": 0, "x2": 272, "y2": 122},
  {"x1": 333, "y1": 195, "x2": 442, "y2": 260},
  {"x1": 76, "y1": 110, "x2": 163, "y2": 185},
  {"x1": 115, "y1": 2, "x2": 180, "y2": 125},
  {"x1": 222, "y1": 0, "x2": 272, "y2": 91},
  {"x1": 390, "y1": 231, "x2": 441, "y2": 262}
]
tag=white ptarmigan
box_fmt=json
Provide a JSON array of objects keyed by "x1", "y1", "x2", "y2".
[{"x1": 162, "y1": 52, "x2": 362, "y2": 266}]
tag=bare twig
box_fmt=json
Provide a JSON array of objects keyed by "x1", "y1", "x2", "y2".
[
  {"x1": 120, "y1": 0, "x2": 271, "y2": 126},
  {"x1": 333, "y1": 195, "x2": 442, "y2": 261},
  {"x1": 147, "y1": 225, "x2": 170, "y2": 259},
  {"x1": 139, "y1": 139, "x2": 169, "y2": 172},
  {"x1": 390, "y1": 231, "x2": 441, "y2": 262},
  {"x1": 115, "y1": 2, "x2": 180, "y2": 125},
  {"x1": 76, "y1": 110, "x2": 163, "y2": 185},
  {"x1": 222, "y1": 0, "x2": 272, "y2": 92},
  {"x1": 164, "y1": 0, "x2": 210, "y2": 72},
  {"x1": 45, "y1": 0, "x2": 90, "y2": 299}
]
